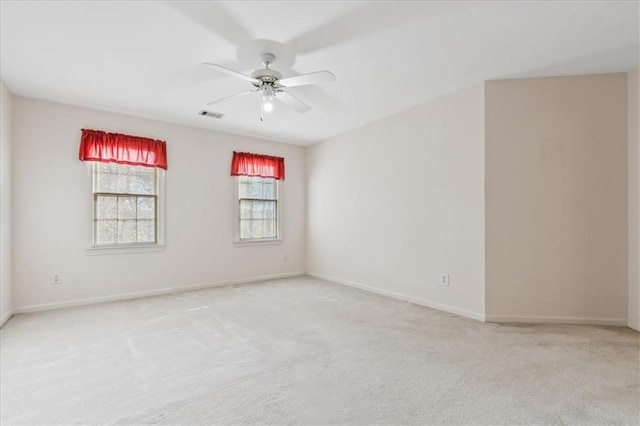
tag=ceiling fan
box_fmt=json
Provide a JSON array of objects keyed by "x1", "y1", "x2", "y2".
[{"x1": 203, "y1": 53, "x2": 335, "y2": 119}]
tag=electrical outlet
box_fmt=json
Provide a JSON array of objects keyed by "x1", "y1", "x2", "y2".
[
  {"x1": 440, "y1": 273, "x2": 449, "y2": 286},
  {"x1": 52, "y1": 274, "x2": 61, "y2": 285},
  {"x1": 283, "y1": 255, "x2": 287, "y2": 262}
]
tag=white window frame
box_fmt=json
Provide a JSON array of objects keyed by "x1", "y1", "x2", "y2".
[
  {"x1": 85, "y1": 162, "x2": 166, "y2": 254},
  {"x1": 233, "y1": 176, "x2": 283, "y2": 246}
]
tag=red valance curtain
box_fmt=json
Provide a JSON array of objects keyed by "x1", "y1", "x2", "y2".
[
  {"x1": 79, "y1": 129, "x2": 168, "y2": 170},
  {"x1": 231, "y1": 151, "x2": 285, "y2": 180}
]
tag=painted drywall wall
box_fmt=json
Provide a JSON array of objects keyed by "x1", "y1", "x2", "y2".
[
  {"x1": 11, "y1": 97, "x2": 306, "y2": 310},
  {"x1": 485, "y1": 73, "x2": 628, "y2": 325},
  {"x1": 629, "y1": 68, "x2": 639, "y2": 331},
  {"x1": 0, "y1": 82, "x2": 13, "y2": 325},
  {"x1": 307, "y1": 84, "x2": 485, "y2": 320}
]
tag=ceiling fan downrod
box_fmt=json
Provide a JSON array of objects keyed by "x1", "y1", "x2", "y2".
[{"x1": 260, "y1": 53, "x2": 275, "y2": 70}]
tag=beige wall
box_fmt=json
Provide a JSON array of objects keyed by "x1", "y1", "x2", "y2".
[
  {"x1": 12, "y1": 97, "x2": 306, "y2": 310},
  {"x1": 0, "y1": 82, "x2": 13, "y2": 325},
  {"x1": 485, "y1": 73, "x2": 628, "y2": 325},
  {"x1": 629, "y1": 68, "x2": 639, "y2": 331},
  {"x1": 307, "y1": 84, "x2": 486, "y2": 320},
  {"x1": 4, "y1": 72, "x2": 633, "y2": 326}
]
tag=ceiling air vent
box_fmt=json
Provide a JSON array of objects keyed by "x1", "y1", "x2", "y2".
[{"x1": 199, "y1": 110, "x2": 224, "y2": 119}]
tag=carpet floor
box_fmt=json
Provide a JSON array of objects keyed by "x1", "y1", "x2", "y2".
[{"x1": 1, "y1": 276, "x2": 638, "y2": 425}]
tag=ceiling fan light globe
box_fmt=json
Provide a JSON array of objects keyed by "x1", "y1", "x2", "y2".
[{"x1": 262, "y1": 101, "x2": 274, "y2": 113}]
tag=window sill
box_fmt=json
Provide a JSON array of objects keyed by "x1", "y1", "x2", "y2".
[
  {"x1": 85, "y1": 244, "x2": 166, "y2": 256},
  {"x1": 234, "y1": 238, "x2": 283, "y2": 247}
]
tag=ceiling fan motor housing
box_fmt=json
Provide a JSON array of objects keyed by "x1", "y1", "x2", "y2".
[
  {"x1": 251, "y1": 53, "x2": 283, "y2": 88},
  {"x1": 251, "y1": 68, "x2": 282, "y2": 87}
]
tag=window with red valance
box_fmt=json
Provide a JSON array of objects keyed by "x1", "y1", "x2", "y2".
[
  {"x1": 79, "y1": 129, "x2": 167, "y2": 248},
  {"x1": 231, "y1": 151, "x2": 285, "y2": 242},
  {"x1": 79, "y1": 129, "x2": 167, "y2": 170},
  {"x1": 230, "y1": 151, "x2": 285, "y2": 180}
]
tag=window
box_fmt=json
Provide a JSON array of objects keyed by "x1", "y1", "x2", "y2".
[
  {"x1": 92, "y1": 162, "x2": 161, "y2": 246},
  {"x1": 237, "y1": 176, "x2": 279, "y2": 241},
  {"x1": 230, "y1": 151, "x2": 284, "y2": 243},
  {"x1": 79, "y1": 128, "x2": 167, "y2": 250}
]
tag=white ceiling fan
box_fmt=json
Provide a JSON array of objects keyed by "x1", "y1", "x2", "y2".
[{"x1": 203, "y1": 53, "x2": 335, "y2": 119}]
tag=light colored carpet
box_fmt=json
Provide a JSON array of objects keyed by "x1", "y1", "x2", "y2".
[{"x1": 1, "y1": 276, "x2": 638, "y2": 425}]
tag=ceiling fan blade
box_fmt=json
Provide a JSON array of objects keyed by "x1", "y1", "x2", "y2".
[
  {"x1": 277, "y1": 91, "x2": 312, "y2": 113},
  {"x1": 278, "y1": 70, "x2": 335, "y2": 88},
  {"x1": 288, "y1": 2, "x2": 470, "y2": 55},
  {"x1": 203, "y1": 62, "x2": 259, "y2": 84},
  {"x1": 205, "y1": 90, "x2": 256, "y2": 106},
  {"x1": 169, "y1": 2, "x2": 253, "y2": 47}
]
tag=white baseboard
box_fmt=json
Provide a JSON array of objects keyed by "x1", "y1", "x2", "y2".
[
  {"x1": 307, "y1": 271, "x2": 486, "y2": 322},
  {"x1": 628, "y1": 319, "x2": 640, "y2": 332},
  {"x1": 13, "y1": 271, "x2": 306, "y2": 314},
  {"x1": 485, "y1": 314, "x2": 628, "y2": 327},
  {"x1": 0, "y1": 310, "x2": 13, "y2": 328}
]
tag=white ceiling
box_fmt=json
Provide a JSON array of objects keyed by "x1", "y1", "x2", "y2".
[{"x1": 1, "y1": 1, "x2": 638, "y2": 145}]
